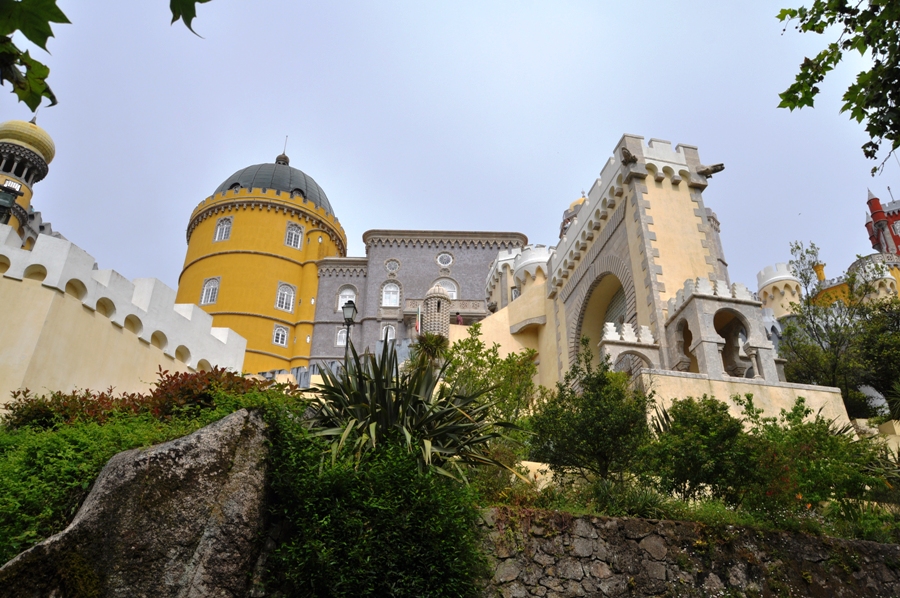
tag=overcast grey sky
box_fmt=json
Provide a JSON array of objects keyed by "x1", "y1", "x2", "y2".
[{"x1": 1, "y1": 1, "x2": 892, "y2": 291}]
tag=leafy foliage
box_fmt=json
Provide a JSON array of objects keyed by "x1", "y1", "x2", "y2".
[
  {"x1": 528, "y1": 338, "x2": 652, "y2": 479},
  {"x1": 407, "y1": 331, "x2": 449, "y2": 371},
  {"x1": 857, "y1": 298, "x2": 900, "y2": 403},
  {"x1": 1, "y1": 367, "x2": 272, "y2": 429},
  {"x1": 443, "y1": 323, "x2": 538, "y2": 422},
  {"x1": 778, "y1": 242, "x2": 875, "y2": 417},
  {"x1": 309, "y1": 340, "x2": 518, "y2": 481},
  {"x1": 778, "y1": 1, "x2": 900, "y2": 171},
  {"x1": 266, "y1": 424, "x2": 487, "y2": 598},
  {"x1": 734, "y1": 394, "x2": 889, "y2": 521},
  {"x1": 0, "y1": 0, "x2": 69, "y2": 109},
  {"x1": 169, "y1": 0, "x2": 212, "y2": 34},
  {"x1": 642, "y1": 396, "x2": 751, "y2": 503},
  {"x1": 0, "y1": 0, "x2": 213, "y2": 111},
  {"x1": 0, "y1": 388, "x2": 283, "y2": 564}
]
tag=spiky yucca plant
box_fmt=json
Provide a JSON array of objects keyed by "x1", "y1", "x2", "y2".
[{"x1": 309, "y1": 339, "x2": 521, "y2": 482}]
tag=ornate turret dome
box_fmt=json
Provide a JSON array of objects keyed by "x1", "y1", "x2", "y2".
[
  {"x1": 214, "y1": 155, "x2": 333, "y2": 215},
  {"x1": 0, "y1": 119, "x2": 55, "y2": 164}
]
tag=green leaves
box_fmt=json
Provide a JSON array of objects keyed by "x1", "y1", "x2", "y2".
[
  {"x1": 778, "y1": 1, "x2": 900, "y2": 170},
  {"x1": 0, "y1": 0, "x2": 69, "y2": 50},
  {"x1": 308, "y1": 339, "x2": 520, "y2": 482},
  {"x1": 529, "y1": 338, "x2": 652, "y2": 480},
  {"x1": 0, "y1": 0, "x2": 215, "y2": 111},
  {"x1": 170, "y1": 0, "x2": 212, "y2": 35}
]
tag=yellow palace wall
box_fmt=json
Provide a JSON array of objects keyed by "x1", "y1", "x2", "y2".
[
  {"x1": 177, "y1": 188, "x2": 346, "y2": 374},
  {"x1": 0, "y1": 277, "x2": 189, "y2": 405}
]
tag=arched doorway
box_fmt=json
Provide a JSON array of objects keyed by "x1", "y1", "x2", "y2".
[{"x1": 578, "y1": 273, "x2": 627, "y2": 365}]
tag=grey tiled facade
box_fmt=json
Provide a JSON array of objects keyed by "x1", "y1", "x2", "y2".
[{"x1": 310, "y1": 230, "x2": 526, "y2": 364}]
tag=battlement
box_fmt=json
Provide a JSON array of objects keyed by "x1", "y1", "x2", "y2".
[
  {"x1": 485, "y1": 247, "x2": 523, "y2": 298},
  {"x1": 0, "y1": 224, "x2": 246, "y2": 371},
  {"x1": 756, "y1": 263, "x2": 798, "y2": 291},
  {"x1": 601, "y1": 322, "x2": 656, "y2": 345},
  {"x1": 666, "y1": 277, "x2": 757, "y2": 323},
  {"x1": 513, "y1": 244, "x2": 552, "y2": 285}
]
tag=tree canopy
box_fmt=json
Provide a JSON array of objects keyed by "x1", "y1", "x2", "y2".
[
  {"x1": 0, "y1": 0, "x2": 211, "y2": 111},
  {"x1": 778, "y1": 1, "x2": 900, "y2": 172}
]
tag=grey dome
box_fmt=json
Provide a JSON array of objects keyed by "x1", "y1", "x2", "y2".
[{"x1": 215, "y1": 160, "x2": 333, "y2": 215}]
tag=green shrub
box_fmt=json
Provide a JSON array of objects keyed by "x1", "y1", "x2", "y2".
[
  {"x1": 735, "y1": 394, "x2": 887, "y2": 521},
  {"x1": 2, "y1": 367, "x2": 273, "y2": 429},
  {"x1": 589, "y1": 478, "x2": 678, "y2": 519},
  {"x1": 529, "y1": 338, "x2": 652, "y2": 479},
  {"x1": 310, "y1": 340, "x2": 516, "y2": 480},
  {"x1": 0, "y1": 410, "x2": 237, "y2": 563},
  {"x1": 642, "y1": 396, "x2": 752, "y2": 503},
  {"x1": 265, "y1": 413, "x2": 488, "y2": 598}
]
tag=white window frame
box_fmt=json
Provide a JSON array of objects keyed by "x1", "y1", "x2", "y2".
[
  {"x1": 273, "y1": 325, "x2": 288, "y2": 347},
  {"x1": 275, "y1": 283, "x2": 296, "y2": 313},
  {"x1": 214, "y1": 217, "x2": 232, "y2": 242},
  {"x1": 435, "y1": 278, "x2": 458, "y2": 300},
  {"x1": 200, "y1": 277, "x2": 219, "y2": 305},
  {"x1": 382, "y1": 324, "x2": 396, "y2": 342},
  {"x1": 338, "y1": 287, "x2": 356, "y2": 311},
  {"x1": 382, "y1": 282, "x2": 400, "y2": 307},
  {"x1": 285, "y1": 222, "x2": 303, "y2": 249},
  {"x1": 336, "y1": 328, "x2": 347, "y2": 347}
]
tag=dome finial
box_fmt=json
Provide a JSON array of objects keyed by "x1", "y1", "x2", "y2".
[{"x1": 275, "y1": 135, "x2": 289, "y2": 165}]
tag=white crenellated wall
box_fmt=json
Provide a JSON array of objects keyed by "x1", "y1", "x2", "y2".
[
  {"x1": 512, "y1": 244, "x2": 552, "y2": 288},
  {"x1": 0, "y1": 224, "x2": 245, "y2": 378}
]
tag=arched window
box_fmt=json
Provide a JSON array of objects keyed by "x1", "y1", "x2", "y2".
[
  {"x1": 382, "y1": 325, "x2": 396, "y2": 342},
  {"x1": 336, "y1": 328, "x2": 348, "y2": 346},
  {"x1": 200, "y1": 278, "x2": 219, "y2": 305},
  {"x1": 435, "y1": 278, "x2": 457, "y2": 300},
  {"x1": 382, "y1": 283, "x2": 400, "y2": 307},
  {"x1": 338, "y1": 287, "x2": 356, "y2": 310},
  {"x1": 273, "y1": 325, "x2": 288, "y2": 347},
  {"x1": 285, "y1": 223, "x2": 302, "y2": 249},
  {"x1": 276, "y1": 283, "x2": 295, "y2": 312},
  {"x1": 214, "y1": 217, "x2": 232, "y2": 242}
]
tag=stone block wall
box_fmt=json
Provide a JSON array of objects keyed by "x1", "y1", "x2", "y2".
[{"x1": 481, "y1": 508, "x2": 900, "y2": 597}]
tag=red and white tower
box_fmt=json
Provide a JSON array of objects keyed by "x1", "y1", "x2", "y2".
[{"x1": 865, "y1": 190, "x2": 900, "y2": 255}]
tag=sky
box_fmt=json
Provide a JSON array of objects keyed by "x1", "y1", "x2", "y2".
[{"x1": 2, "y1": 0, "x2": 895, "y2": 291}]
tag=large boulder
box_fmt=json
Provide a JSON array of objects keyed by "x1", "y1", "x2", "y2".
[{"x1": 0, "y1": 409, "x2": 268, "y2": 598}]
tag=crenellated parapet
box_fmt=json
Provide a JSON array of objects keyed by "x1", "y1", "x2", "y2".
[
  {"x1": 512, "y1": 244, "x2": 552, "y2": 287},
  {"x1": 187, "y1": 187, "x2": 347, "y2": 255},
  {"x1": 363, "y1": 230, "x2": 527, "y2": 251},
  {"x1": 0, "y1": 223, "x2": 246, "y2": 371},
  {"x1": 663, "y1": 276, "x2": 779, "y2": 382},
  {"x1": 598, "y1": 321, "x2": 661, "y2": 370},
  {"x1": 317, "y1": 257, "x2": 368, "y2": 279},
  {"x1": 757, "y1": 263, "x2": 801, "y2": 319},
  {"x1": 666, "y1": 277, "x2": 756, "y2": 322},
  {"x1": 548, "y1": 135, "x2": 723, "y2": 300}
]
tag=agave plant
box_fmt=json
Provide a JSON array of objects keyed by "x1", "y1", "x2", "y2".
[{"x1": 309, "y1": 338, "x2": 522, "y2": 482}]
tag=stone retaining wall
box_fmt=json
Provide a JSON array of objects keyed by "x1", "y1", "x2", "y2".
[{"x1": 481, "y1": 508, "x2": 900, "y2": 597}]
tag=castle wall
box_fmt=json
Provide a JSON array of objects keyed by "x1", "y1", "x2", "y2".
[
  {"x1": 0, "y1": 277, "x2": 181, "y2": 401},
  {"x1": 0, "y1": 224, "x2": 246, "y2": 404},
  {"x1": 641, "y1": 370, "x2": 850, "y2": 427}
]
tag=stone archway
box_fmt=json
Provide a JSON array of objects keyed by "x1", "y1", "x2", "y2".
[{"x1": 567, "y1": 255, "x2": 636, "y2": 364}]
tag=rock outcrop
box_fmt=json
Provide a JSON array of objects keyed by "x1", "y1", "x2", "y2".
[{"x1": 0, "y1": 409, "x2": 268, "y2": 598}]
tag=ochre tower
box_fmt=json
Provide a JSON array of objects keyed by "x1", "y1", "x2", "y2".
[
  {"x1": 0, "y1": 119, "x2": 55, "y2": 248},
  {"x1": 176, "y1": 154, "x2": 346, "y2": 373}
]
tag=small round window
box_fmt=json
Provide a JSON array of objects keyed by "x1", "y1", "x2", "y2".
[
  {"x1": 436, "y1": 252, "x2": 453, "y2": 267},
  {"x1": 385, "y1": 259, "x2": 400, "y2": 273}
]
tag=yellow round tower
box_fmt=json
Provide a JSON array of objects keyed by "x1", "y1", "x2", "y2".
[
  {"x1": 176, "y1": 154, "x2": 346, "y2": 373},
  {"x1": 0, "y1": 118, "x2": 55, "y2": 247}
]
